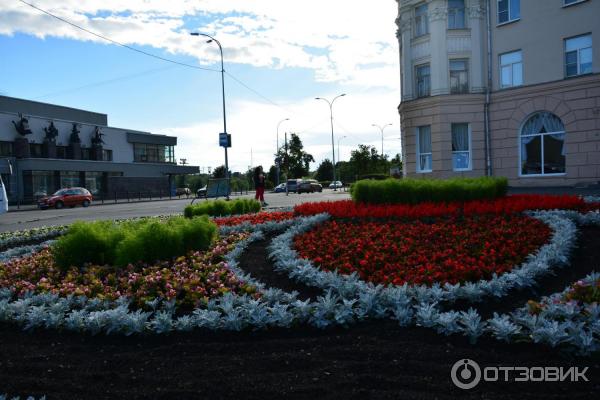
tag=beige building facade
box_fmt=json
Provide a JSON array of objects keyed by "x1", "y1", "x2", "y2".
[{"x1": 397, "y1": 0, "x2": 600, "y2": 186}]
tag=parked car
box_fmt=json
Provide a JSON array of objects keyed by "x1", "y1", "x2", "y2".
[
  {"x1": 298, "y1": 179, "x2": 323, "y2": 194},
  {"x1": 273, "y1": 183, "x2": 286, "y2": 193},
  {"x1": 329, "y1": 181, "x2": 343, "y2": 189},
  {"x1": 38, "y1": 187, "x2": 92, "y2": 210},
  {"x1": 286, "y1": 179, "x2": 302, "y2": 193},
  {"x1": 176, "y1": 187, "x2": 191, "y2": 196},
  {"x1": 196, "y1": 185, "x2": 207, "y2": 198}
]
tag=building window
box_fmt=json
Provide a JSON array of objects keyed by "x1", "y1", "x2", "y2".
[
  {"x1": 564, "y1": 0, "x2": 587, "y2": 6},
  {"x1": 85, "y1": 171, "x2": 104, "y2": 195},
  {"x1": 415, "y1": 4, "x2": 429, "y2": 37},
  {"x1": 520, "y1": 112, "x2": 566, "y2": 176},
  {"x1": 448, "y1": 0, "x2": 466, "y2": 29},
  {"x1": 449, "y1": 60, "x2": 469, "y2": 94},
  {"x1": 417, "y1": 126, "x2": 432, "y2": 173},
  {"x1": 31, "y1": 171, "x2": 55, "y2": 197},
  {"x1": 103, "y1": 149, "x2": 113, "y2": 161},
  {"x1": 30, "y1": 143, "x2": 43, "y2": 158},
  {"x1": 451, "y1": 123, "x2": 471, "y2": 171},
  {"x1": 498, "y1": 0, "x2": 520, "y2": 24},
  {"x1": 416, "y1": 64, "x2": 431, "y2": 98},
  {"x1": 81, "y1": 147, "x2": 90, "y2": 160},
  {"x1": 134, "y1": 143, "x2": 175, "y2": 163},
  {"x1": 56, "y1": 146, "x2": 67, "y2": 159},
  {"x1": 500, "y1": 50, "x2": 523, "y2": 88},
  {"x1": 0, "y1": 141, "x2": 13, "y2": 157},
  {"x1": 60, "y1": 171, "x2": 80, "y2": 189},
  {"x1": 565, "y1": 34, "x2": 592, "y2": 77}
]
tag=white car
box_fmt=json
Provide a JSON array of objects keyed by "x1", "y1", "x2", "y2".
[{"x1": 329, "y1": 181, "x2": 343, "y2": 189}]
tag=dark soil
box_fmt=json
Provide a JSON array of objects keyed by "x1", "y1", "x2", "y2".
[
  {"x1": 1, "y1": 230, "x2": 599, "y2": 399},
  {"x1": 442, "y1": 226, "x2": 600, "y2": 319},
  {"x1": 238, "y1": 236, "x2": 323, "y2": 301}
]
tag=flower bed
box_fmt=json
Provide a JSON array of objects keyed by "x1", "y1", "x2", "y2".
[
  {"x1": 0, "y1": 232, "x2": 257, "y2": 309},
  {"x1": 293, "y1": 215, "x2": 552, "y2": 286},
  {"x1": 214, "y1": 211, "x2": 295, "y2": 227},
  {"x1": 294, "y1": 194, "x2": 594, "y2": 219}
]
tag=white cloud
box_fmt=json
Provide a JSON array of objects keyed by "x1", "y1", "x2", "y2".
[{"x1": 0, "y1": 0, "x2": 400, "y2": 89}]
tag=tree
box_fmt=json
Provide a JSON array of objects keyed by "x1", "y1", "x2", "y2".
[
  {"x1": 212, "y1": 165, "x2": 227, "y2": 178},
  {"x1": 275, "y1": 133, "x2": 314, "y2": 178},
  {"x1": 314, "y1": 159, "x2": 334, "y2": 182}
]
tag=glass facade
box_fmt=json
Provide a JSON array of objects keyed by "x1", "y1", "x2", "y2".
[
  {"x1": 134, "y1": 143, "x2": 175, "y2": 163},
  {"x1": 31, "y1": 171, "x2": 55, "y2": 197},
  {"x1": 60, "y1": 171, "x2": 80, "y2": 189},
  {"x1": 85, "y1": 171, "x2": 104, "y2": 195}
]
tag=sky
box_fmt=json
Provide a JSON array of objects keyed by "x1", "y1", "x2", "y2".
[{"x1": 0, "y1": 0, "x2": 401, "y2": 173}]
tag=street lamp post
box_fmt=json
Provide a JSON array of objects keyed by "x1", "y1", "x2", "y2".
[
  {"x1": 372, "y1": 123, "x2": 393, "y2": 158},
  {"x1": 190, "y1": 32, "x2": 230, "y2": 200},
  {"x1": 316, "y1": 94, "x2": 346, "y2": 191},
  {"x1": 276, "y1": 118, "x2": 290, "y2": 186}
]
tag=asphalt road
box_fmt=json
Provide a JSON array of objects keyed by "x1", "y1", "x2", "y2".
[{"x1": 0, "y1": 190, "x2": 351, "y2": 232}]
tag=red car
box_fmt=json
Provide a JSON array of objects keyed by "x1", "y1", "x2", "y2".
[{"x1": 38, "y1": 187, "x2": 93, "y2": 210}]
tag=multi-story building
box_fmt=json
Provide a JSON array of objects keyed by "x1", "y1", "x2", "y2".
[
  {"x1": 396, "y1": 0, "x2": 600, "y2": 187},
  {"x1": 0, "y1": 95, "x2": 198, "y2": 202}
]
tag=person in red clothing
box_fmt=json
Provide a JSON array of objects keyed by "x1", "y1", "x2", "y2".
[{"x1": 253, "y1": 166, "x2": 267, "y2": 206}]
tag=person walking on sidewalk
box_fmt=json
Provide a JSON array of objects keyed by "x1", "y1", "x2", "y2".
[{"x1": 253, "y1": 166, "x2": 267, "y2": 207}]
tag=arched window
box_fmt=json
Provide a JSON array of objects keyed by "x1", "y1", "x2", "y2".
[{"x1": 520, "y1": 112, "x2": 566, "y2": 176}]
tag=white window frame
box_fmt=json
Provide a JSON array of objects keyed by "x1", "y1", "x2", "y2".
[
  {"x1": 414, "y1": 4, "x2": 429, "y2": 37},
  {"x1": 448, "y1": 0, "x2": 466, "y2": 29},
  {"x1": 449, "y1": 59, "x2": 470, "y2": 94},
  {"x1": 415, "y1": 63, "x2": 431, "y2": 98},
  {"x1": 563, "y1": 0, "x2": 588, "y2": 7},
  {"x1": 565, "y1": 34, "x2": 593, "y2": 77},
  {"x1": 497, "y1": 0, "x2": 520, "y2": 25},
  {"x1": 451, "y1": 123, "x2": 472, "y2": 171},
  {"x1": 499, "y1": 50, "x2": 523, "y2": 88},
  {"x1": 416, "y1": 126, "x2": 432, "y2": 173},
  {"x1": 518, "y1": 113, "x2": 566, "y2": 177}
]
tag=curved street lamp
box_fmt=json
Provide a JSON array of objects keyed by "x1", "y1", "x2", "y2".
[
  {"x1": 276, "y1": 118, "x2": 290, "y2": 186},
  {"x1": 315, "y1": 94, "x2": 346, "y2": 190},
  {"x1": 190, "y1": 32, "x2": 229, "y2": 200},
  {"x1": 372, "y1": 123, "x2": 393, "y2": 158}
]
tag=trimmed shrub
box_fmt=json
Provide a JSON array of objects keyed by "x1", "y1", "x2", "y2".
[
  {"x1": 351, "y1": 177, "x2": 508, "y2": 205},
  {"x1": 52, "y1": 216, "x2": 218, "y2": 269},
  {"x1": 184, "y1": 198, "x2": 261, "y2": 218}
]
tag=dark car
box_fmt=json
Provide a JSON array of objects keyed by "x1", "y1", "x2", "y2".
[
  {"x1": 298, "y1": 179, "x2": 323, "y2": 194},
  {"x1": 196, "y1": 185, "x2": 207, "y2": 198},
  {"x1": 273, "y1": 183, "x2": 286, "y2": 193},
  {"x1": 38, "y1": 187, "x2": 92, "y2": 210},
  {"x1": 286, "y1": 179, "x2": 302, "y2": 193}
]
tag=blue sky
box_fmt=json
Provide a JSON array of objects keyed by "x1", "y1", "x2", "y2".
[{"x1": 0, "y1": 0, "x2": 401, "y2": 172}]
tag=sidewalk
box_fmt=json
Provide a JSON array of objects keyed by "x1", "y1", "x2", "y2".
[{"x1": 8, "y1": 191, "x2": 253, "y2": 213}]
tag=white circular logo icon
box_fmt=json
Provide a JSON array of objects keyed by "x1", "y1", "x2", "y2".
[{"x1": 451, "y1": 359, "x2": 481, "y2": 390}]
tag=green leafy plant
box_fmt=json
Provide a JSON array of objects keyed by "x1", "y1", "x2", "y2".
[
  {"x1": 184, "y1": 198, "x2": 261, "y2": 218},
  {"x1": 351, "y1": 177, "x2": 508, "y2": 205},
  {"x1": 52, "y1": 216, "x2": 218, "y2": 269}
]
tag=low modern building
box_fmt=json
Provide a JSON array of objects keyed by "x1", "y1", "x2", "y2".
[
  {"x1": 396, "y1": 0, "x2": 600, "y2": 187},
  {"x1": 0, "y1": 95, "x2": 198, "y2": 202}
]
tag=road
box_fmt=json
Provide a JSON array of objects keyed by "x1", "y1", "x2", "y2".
[{"x1": 0, "y1": 190, "x2": 351, "y2": 232}]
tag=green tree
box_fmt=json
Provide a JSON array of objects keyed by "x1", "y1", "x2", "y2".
[
  {"x1": 275, "y1": 133, "x2": 314, "y2": 178},
  {"x1": 314, "y1": 159, "x2": 334, "y2": 182},
  {"x1": 212, "y1": 165, "x2": 227, "y2": 178}
]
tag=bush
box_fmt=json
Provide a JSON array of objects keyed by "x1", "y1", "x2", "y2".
[
  {"x1": 52, "y1": 216, "x2": 218, "y2": 269},
  {"x1": 184, "y1": 198, "x2": 261, "y2": 218},
  {"x1": 351, "y1": 177, "x2": 508, "y2": 205}
]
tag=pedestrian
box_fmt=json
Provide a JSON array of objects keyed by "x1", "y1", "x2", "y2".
[{"x1": 254, "y1": 166, "x2": 267, "y2": 207}]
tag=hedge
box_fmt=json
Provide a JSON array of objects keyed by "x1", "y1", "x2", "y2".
[
  {"x1": 351, "y1": 177, "x2": 508, "y2": 205},
  {"x1": 184, "y1": 198, "x2": 261, "y2": 219},
  {"x1": 52, "y1": 216, "x2": 218, "y2": 269}
]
